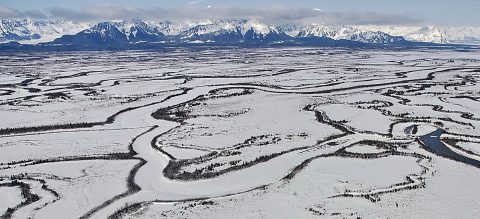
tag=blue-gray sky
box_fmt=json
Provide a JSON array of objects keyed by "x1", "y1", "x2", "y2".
[{"x1": 1, "y1": 0, "x2": 479, "y2": 26}]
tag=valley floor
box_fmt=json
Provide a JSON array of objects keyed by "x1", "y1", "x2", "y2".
[{"x1": 0, "y1": 48, "x2": 479, "y2": 218}]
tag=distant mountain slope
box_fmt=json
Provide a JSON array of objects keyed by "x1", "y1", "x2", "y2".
[
  {"x1": 0, "y1": 18, "x2": 90, "y2": 44},
  {"x1": 356, "y1": 25, "x2": 480, "y2": 44},
  {"x1": 296, "y1": 25, "x2": 406, "y2": 44},
  {"x1": 177, "y1": 20, "x2": 292, "y2": 42},
  {"x1": 2, "y1": 18, "x2": 480, "y2": 46},
  {"x1": 53, "y1": 22, "x2": 128, "y2": 45},
  {"x1": 111, "y1": 20, "x2": 166, "y2": 42},
  {"x1": 49, "y1": 19, "x2": 408, "y2": 47}
]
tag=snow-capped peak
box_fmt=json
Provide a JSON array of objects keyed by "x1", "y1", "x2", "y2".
[
  {"x1": 2, "y1": 18, "x2": 480, "y2": 45},
  {"x1": 297, "y1": 24, "x2": 406, "y2": 44},
  {"x1": 243, "y1": 20, "x2": 274, "y2": 35},
  {"x1": 0, "y1": 18, "x2": 90, "y2": 44}
]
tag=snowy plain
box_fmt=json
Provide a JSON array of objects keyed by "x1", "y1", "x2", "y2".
[{"x1": 0, "y1": 48, "x2": 479, "y2": 218}]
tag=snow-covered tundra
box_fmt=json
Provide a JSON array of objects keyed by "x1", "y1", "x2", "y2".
[{"x1": 0, "y1": 48, "x2": 479, "y2": 218}]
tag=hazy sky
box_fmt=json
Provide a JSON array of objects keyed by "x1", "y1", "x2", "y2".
[{"x1": 1, "y1": 0, "x2": 479, "y2": 26}]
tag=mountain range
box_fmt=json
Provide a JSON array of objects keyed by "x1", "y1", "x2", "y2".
[{"x1": 1, "y1": 18, "x2": 480, "y2": 48}]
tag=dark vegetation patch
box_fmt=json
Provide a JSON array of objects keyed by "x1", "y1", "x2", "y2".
[
  {"x1": 0, "y1": 176, "x2": 46, "y2": 219},
  {"x1": 43, "y1": 92, "x2": 70, "y2": 100},
  {"x1": 151, "y1": 88, "x2": 254, "y2": 122}
]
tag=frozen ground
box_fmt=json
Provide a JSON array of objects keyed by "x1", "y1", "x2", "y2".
[{"x1": 0, "y1": 48, "x2": 479, "y2": 218}]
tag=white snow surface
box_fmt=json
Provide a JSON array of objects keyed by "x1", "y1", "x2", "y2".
[{"x1": 0, "y1": 48, "x2": 479, "y2": 218}]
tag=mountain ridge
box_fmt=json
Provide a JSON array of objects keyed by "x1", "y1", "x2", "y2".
[
  {"x1": 51, "y1": 19, "x2": 409, "y2": 46},
  {"x1": 1, "y1": 18, "x2": 480, "y2": 49}
]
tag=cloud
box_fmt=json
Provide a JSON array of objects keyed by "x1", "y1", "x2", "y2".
[
  {"x1": 0, "y1": 6, "x2": 22, "y2": 18},
  {"x1": 2, "y1": 5, "x2": 423, "y2": 26},
  {"x1": 324, "y1": 11, "x2": 422, "y2": 25},
  {"x1": 49, "y1": 5, "x2": 143, "y2": 21},
  {"x1": 23, "y1": 10, "x2": 47, "y2": 19},
  {"x1": 187, "y1": 0, "x2": 205, "y2": 5},
  {"x1": 0, "y1": 5, "x2": 47, "y2": 19}
]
